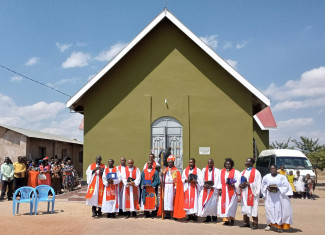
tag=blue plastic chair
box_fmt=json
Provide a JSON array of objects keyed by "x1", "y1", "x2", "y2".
[
  {"x1": 13, "y1": 186, "x2": 36, "y2": 216},
  {"x1": 34, "y1": 185, "x2": 56, "y2": 215}
]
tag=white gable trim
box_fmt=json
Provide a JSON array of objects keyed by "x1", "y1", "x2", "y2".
[{"x1": 67, "y1": 10, "x2": 270, "y2": 109}]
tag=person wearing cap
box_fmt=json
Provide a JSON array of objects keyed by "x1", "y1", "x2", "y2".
[
  {"x1": 85, "y1": 155, "x2": 106, "y2": 217},
  {"x1": 182, "y1": 158, "x2": 203, "y2": 221},
  {"x1": 158, "y1": 155, "x2": 186, "y2": 220}
]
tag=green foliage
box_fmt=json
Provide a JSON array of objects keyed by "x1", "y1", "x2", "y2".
[
  {"x1": 308, "y1": 150, "x2": 325, "y2": 171},
  {"x1": 291, "y1": 136, "x2": 323, "y2": 155},
  {"x1": 269, "y1": 138, "x2": 294, "y2": 149}
]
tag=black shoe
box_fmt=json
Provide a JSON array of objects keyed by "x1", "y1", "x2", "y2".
[
  {"x1": 240, "y1": 223, "x2": 250, "y2": 228},
  {"x1": 7, "y1": 198, "x2": 12, "y2": 201},
  {"x1": 187, "y1": 215, "x2": 193, "y2": 221},
  {"x1": 252, "y1": 224, "x2": 258, "y2": 230},
  {"x1": 223, "y1": 221, "x2": 230, "y2": 225},
  {"x1": 0, "y1": 198, "x2": 4, "y2": 201},
  {"x1": 132, "y1": 211, "x2": 137, "y2": 217},
  {"x1": 107, "y1": 213, "x2": 111, "y2": 218},
  {"x1": 212, "y1": 216, "x2": 218, "y2": 222},
  {"x1": 92, "y1": 206, "x2": 97, "y2": 217},
  {"x1": 144, "y1": 212, "x2": 150, "y2": 218},
  {"x1": 204, "y1": 216, "x2": 211, "y2": 222},
  {"x1": 229, "y1": 219, "x2": 235, "y2": 226},
  {"x1": 193, "y1": 215, "x2": 198, "y2": 221},
  {"x1": 97, "y1": 208, "x2": 102, "y2": 217},
  {"x1": 111, "y1": 213, "x2": 116, "y2": 218},
  {"x1": 125, "y1": 212, "x2": 130, "y2": 219}
]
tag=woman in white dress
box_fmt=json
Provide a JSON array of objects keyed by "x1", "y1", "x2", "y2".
[{"x1": 262, "y1": 165, "x2": 293, "y2": 233}]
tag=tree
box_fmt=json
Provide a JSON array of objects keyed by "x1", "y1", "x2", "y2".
[
  {"x1": 291, "y1": 137, "x2": 323, "y2": 155},
  {"x1": 292, "y1": 136, "x2": 325, "y2": 183},
  {"x1": 269, "y1": 138, "x2": 294, "y2": 149}
]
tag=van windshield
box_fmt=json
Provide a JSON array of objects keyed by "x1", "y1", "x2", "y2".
[{"x1": 276, "y1": 157, "x2": 313, "y2": 170}]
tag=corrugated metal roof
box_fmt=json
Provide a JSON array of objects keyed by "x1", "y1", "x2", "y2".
[{"x1": 0, "y1": 124, "x2": 83, "y2": 145}]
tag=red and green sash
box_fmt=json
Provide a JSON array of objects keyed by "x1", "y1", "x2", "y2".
[
  {"x1": 184, "y1": 166, "x2": 197, "y2": 210},
  {"x1": 105, "y1": 167, "x2": 118, "y2": 209},
  {"x1": 143, "y1": 168, "x2": 156, "y2": 210},
  {"x1": 125, "y1": 167, "x2": 140, "y2": 210},
  {"x1": 85, "y1": 163, "x2": 105, "y2": 206},
  {"x1": 202, "y1": 166, "x2": 214, "y2": 208},
  {"x1": 221, "y1": 168, "x2": 235, "y2": 214},
  {"x1": 241, "y1": 168, "x2": 256, "y2": 207}
]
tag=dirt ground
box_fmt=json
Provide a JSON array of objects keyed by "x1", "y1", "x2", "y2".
[{"x1": 1, "y1": 172, "x2": 325, "y2": 235}]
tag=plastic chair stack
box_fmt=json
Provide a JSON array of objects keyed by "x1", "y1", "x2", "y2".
[
  {"x1": 13, "y1": 186, "x2": 36, "y2": 216},
  {"x1": 34, "y1": 185, "x2": 56, "y2": 215}
]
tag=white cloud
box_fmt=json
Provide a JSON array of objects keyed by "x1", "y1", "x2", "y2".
[
  {"x1": 76, "y1": 42, "x2": 87, "y2": 47},
  {"x1": 25, "y1": 57, "x2": 40, "y2": 66},
  {"x1": 0, "y1": 93, "x2": 83, "y2": 141},
  {"x1": 94, "y1": 42, "x2": 127, "y2": 62},
  {"x1": 62, "y1": 51, "x2": 90, "y2": 68},
  {"x1": 236, "y1": 41, "x2": 248, "y2": 49},
  {"x1": 264, "y1": 66, "x2": 325, "y2": 111},
  {"x1": 277, "y1": 118, "x2": 314, "y2": 129},
  {"x1": 47, "y1": 77, "x2": 81, "y2": 88},
  {"x1": 223, "y1": 41, "x2": 232, "y2": 50},
  {"x1": 226, "y1": 59, "x2": 238, "y2": 69},
  {"x1": 200, "y1": 35, "x2": 218, "y2": 50},
  {"x1": 56, "y1": 42, "x2": 72, "y2": 52},
  {"x1": 10, "y1": 75, "x2": 23, "y2": 82}
]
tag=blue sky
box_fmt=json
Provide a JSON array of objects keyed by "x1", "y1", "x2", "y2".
[{"x1": 1, "y1": 0, "x2": 325, "y2": 145}]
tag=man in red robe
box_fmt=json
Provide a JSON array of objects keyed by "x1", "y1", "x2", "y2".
[{"x1": 158, "y1": 155, "x2": 186, "y2": 220}]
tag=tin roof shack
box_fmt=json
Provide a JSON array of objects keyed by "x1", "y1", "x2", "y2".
[{"x1": 0, "y1": 124, "x2": 83, "y2": 177}]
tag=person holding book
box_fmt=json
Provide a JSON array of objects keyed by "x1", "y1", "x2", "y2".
[
  {"x1": 239, "y1": 158, "x2": 262, "y2": 229},
  {"x1": 102, "y1": 159, "x2": 121, "y2": 218},
  {"x1": 85, "y1": 155, "x2": 106, "y2": 217},
  {"x1": 182, "y1": 158, "x2": 203, "y2": 221},
  {"x1": 217, "y1": 158, "x2": 241, "y2": 226},
  {"x1": 157, "y1": 155, "x2": 186, "y2": 220},
  {"x1": 140, "y1": 159, "x2": 160, "y2": 218},
  {"x1": 117, "y1": 157, "x2": 127, "y2": 215},
  {"x1": 262, "y1": 165, "x2": 293, "y2": 233},
  {"x1": 121, "y1": 159, "x2": 141, "y2": 218},
  {"x1": 198, "y1": 159, "x2": 220, "y2": 223}
]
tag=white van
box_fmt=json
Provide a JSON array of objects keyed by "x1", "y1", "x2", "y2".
[{"x1": 256, "y1": 149, "x2": 316, "y2": 180}]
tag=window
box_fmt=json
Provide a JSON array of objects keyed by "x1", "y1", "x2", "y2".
[
  {"x1": 62, "y1": 149, "x2": 68, "y2": 158},
  {"x1": 275, "y1": 157, "x2": 312, "y2": 170},
  {"x1": 39, "y1": 147, "x2": 46, "y2": 158},
  {"x1": 79, "y1": 151, "x2": 83, "y2": 163},
  {"x1": 256, "y1": 157, "x2": 270, "y2": 168}
]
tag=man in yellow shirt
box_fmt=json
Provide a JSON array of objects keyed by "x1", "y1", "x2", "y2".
[
  {"x1": 277, "y1": 165, "x2": 286, "y2": 176},
  {"x1": 13, "y1": 156, "x2": 26, "y2": 192}
]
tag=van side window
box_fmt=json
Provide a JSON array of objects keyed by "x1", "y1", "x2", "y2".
[
  {"x1": 257, "y1": 157, "x2": 270, "y2": 168},
  {"x1": 270, "y1": 157, "x2": 275, "y2": 166}
]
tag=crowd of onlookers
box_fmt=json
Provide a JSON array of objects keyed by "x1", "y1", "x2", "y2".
[
  {"x1": 0, "y1": 156, "x2": 79, "y2": 201},
  {"x1": 278, "y1": 165, "x2": 315, "y2": 200}
]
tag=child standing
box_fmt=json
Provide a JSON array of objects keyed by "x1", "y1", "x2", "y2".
[{"x1": 304, "y1": 174, "x2": 314, "y2": 200}]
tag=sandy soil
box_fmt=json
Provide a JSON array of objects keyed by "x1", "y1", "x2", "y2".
[{"x1": 1, "y1": 178, "x2": 325, "y2": 235}]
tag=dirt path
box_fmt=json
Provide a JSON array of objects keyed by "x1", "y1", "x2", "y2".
[{"x1": 1, "y1": 179, "x2": 325, "y2": 235}]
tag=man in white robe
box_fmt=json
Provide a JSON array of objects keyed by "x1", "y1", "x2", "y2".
[
  {"x1": 117, "y1": 157, "x2": 127, "y2": 215},
  {"x1": 198, "y1": 159, "x2": 220, "y2": 223},
  {"x1": 239, "y1": 158, "x2": 262, "y2": 229},
  {"x1": 85, "y1": 155, "x2": 106, "y2": 217},
  {"x1": 217, "y1": 158, "x2": 241, "y2": 225},
  {"x1": 102, "y1": 159, "x2": 121, "y2": 218},
  {"x1": 121, "y1": 159, "x2": 141, "y2": 218},
  {"x1": 262, "y1": 165, "x2": 293, "y2": 233},
  {"x1": 182, "y1": 158, "x2": 203, "y2": 221}
]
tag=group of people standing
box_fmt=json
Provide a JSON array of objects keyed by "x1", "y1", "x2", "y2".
[
  {"x1": 86, "y1": 154, "x2": 293, "y2": 233},
  {"x1": 278, "y1": 165, "x2": 315, "y2": 200},
  {"x1": 0, "y1": 156, "x2": 78, "y2": 200}
]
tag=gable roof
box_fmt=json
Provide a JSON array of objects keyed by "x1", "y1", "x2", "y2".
[
  {"x1": 66, "y1": 9, "x2": 270, "y2": 110},
  {"x1": 0, "y1": 124, "x2": 83, "y2": 145},
  {"x1": 253, "y1": 107, "x2": 277, "y2": 130}
]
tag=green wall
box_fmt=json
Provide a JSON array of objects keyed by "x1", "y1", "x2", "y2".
[
  {"x1": 253, "y1": 121, "x2": 270, "y2": 156},
  {"x1": 82, "y1": 19, "x2": 266, "y2": 177}
]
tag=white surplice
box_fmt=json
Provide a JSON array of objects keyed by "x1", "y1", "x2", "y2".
[
  {"x1": 197, "y1": 167, "x2": 220, "y2": 217},
  {"x1": 163, "y1": 168, "x2": 176, "y2": 211},
  {"x1": 217, "y1": 169, "x2": 241, "y2": 218},
  {"x1": 118, "y1": 165, "x2": 126, "y2": 210},
  {"x1": 240, "y1": 168, "x2": 262, "y2": 217},
  {"x1": 294, "y1": 175, "x2": 304, "y2": 193},
  {"x1": 85, "y1": 164, "x2": 103, "y2": 207},
  {"x1": 262, "y1": 173, "x2": 293, "y2": 226},
  {"x1": 102, "y1": 167, "x2": 121, "y2": 213},
  {"x1": 182, "y1": 167, "x2": 203, "y2": 215},
  {"x1": 121, "y1": 167, "x2": 141, "y2": 212}
]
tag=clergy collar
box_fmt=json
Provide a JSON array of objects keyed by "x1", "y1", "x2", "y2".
[{"x1": 246, "y1": 167, "x2": 252, "y2": 171}]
